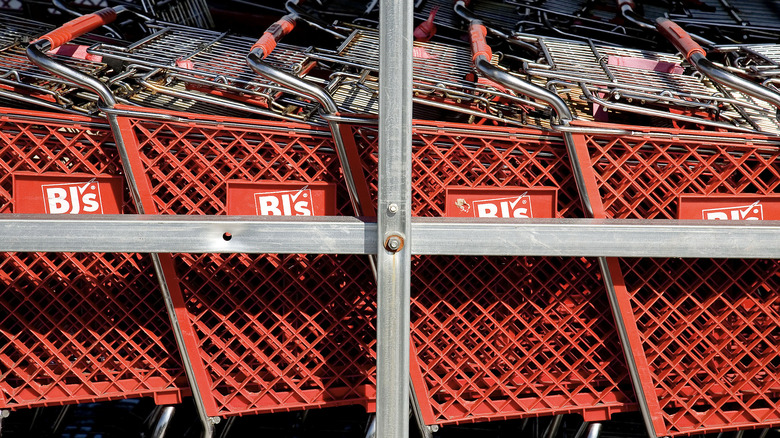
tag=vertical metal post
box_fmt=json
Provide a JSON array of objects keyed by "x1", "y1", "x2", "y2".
[{"x1": 378, "y1": 0, "x2": 413, "y2": 437}]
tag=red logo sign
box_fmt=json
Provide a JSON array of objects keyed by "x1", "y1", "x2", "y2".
[
  {"x1": 678, "y1": 195, "x2": 780, "y2": 220},
  {"x1": 445, "y1": 187, "x2": 557, "y2": 218},
  {"x1": 227, "y1": 181, "x2": 337, "y2": 216},
  {"x1": 13, "y1": 174, "x2": 124, "y2": 214}
]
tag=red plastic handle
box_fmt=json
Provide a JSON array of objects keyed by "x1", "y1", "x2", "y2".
[
  {"x1": 469, "y1": 23, "x2": 492, "y2": 63},
  {"x1": 35, "y1": 8, "x2": 117, "y2": 49},
  {"x1": 656, "y1": 17, "x2": 705, "y2": 60},
  {"x1": 251, "y1": 15, "x2": 296, "y2": 58},
  {"x1": 616, "y1": 0, "x2": 636, "y2": 9}
]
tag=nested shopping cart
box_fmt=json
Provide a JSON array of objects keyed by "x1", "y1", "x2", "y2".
[
  {"x1": 54, "y1": 0, "x2": 214, "y2": 29},
  {"x1": 503, "y1": 26, "x2": 780, "y2": 134},
  {"x1": 248, "y1": 10, "x2": 638, "y2": 428},
  {"x1": 28, "y1": 7, "x2": 378, "y2": 432},
  {"x1": 0, "y1": 13, "x2": 189, "y2": 412},
  {"x1": 359, "y1": 121, "x2": 637, "y2": 426},
  {"x1": 414, "y1": 0, "x2": 655, "y2": 49},
  {"x1": 664, "y1": 0, "x2": 780, "y2": 42},
  {"x1": 0, "y1": 112, "x2": 188, "y2": 412},
  {"x1": 459, "y1": 6, "x2": 780, "y2": 436},
  {"x1": 84, "y1": 20, "x2": 322, "y2": 121},
  {"x1": 569, "y1": 119, "x2": 780, "y2": 437}
]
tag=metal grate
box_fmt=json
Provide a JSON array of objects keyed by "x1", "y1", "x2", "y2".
[{"x1": 518, "y1": 33, "x2": 780, "y2": 134}]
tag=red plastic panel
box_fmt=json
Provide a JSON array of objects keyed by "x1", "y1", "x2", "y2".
[
  {"x1": 0, "y1": 109, "x2": 186, "y2": 409},
  {"x1": 580, "y1": 125, "x2": 780, "y2": 436},
  {"x1": 119, "y1": 113, "x2": 377, "y2": 417},
  {"x1": 354, "y1": 123, "x2": 636, "y2": 425}
]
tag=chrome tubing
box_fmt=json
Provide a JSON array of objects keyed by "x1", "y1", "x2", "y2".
[
  {"x1": 248, "y1": 48, "x2": 368, "y2": 218},
  {"x1": 691, "y1": 52, "x2": 780, "y2": 117}
]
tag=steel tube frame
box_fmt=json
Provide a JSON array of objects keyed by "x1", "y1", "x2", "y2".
[{"x1": 377, "y1": 1, "x2": 413, "y2": 438}]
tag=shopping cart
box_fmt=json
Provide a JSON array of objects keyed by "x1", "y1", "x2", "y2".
[
  {"x1": 663, "y1": 0, "x2": 780, "y2": 42},
  {"x1": 136, "y1": 0, "x2": 213, "y2": 29},
  {"x1": 461, "y1": 6, "x2": 780, "y2": 436},
  {"x1": 571, "y1": 119, "x2": 780, "y2": 437},
  {"x1": 53, "y1": 0, "x2": 214, "y2": 29},
  {"x1": 0, "y1": 110, "x2": 188, "y2": 411},
  {"x1": 248, "y1": 9, "x2": 637, "y2": 428},
  {"x1": 311, "y1": 4, "x2": 780, "y2": 137},
  {"x1": 0, "y1": 9, "x2": 188, "y2": 413},
  {"x1": 29, "y1": 8, "x2": 377, "y2": 434},
  {"x1": 414, "y1": 0, "x2": 655, "y2": 49},
  {"x1": 700, "y1": 39, "x2": 780, "y2": 99}
]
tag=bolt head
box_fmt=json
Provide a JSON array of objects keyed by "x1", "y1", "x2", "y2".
[
  {"x1": 388, "y1": 203, "x2": 399, "y2": 213},
  {"x1": 384, "y1": 234, "x2": 404, "y2": 252}
]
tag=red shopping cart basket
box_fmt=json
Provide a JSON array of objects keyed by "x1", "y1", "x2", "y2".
[
  {"x1": 347, "y1": 120, "x2": 637, "y2": 425},
  {"x1": 0, "y1": 108, "x2": 187, "y2": 409},
  {"x1": 569, "y1": 120, "x2": 780, "y2": 436},
  {"x1": 452, "y1": 9, "x2": 780, "y2": 434},
  {"x1": 106, "y1": 105, "x2": 378, "y2": 416}
]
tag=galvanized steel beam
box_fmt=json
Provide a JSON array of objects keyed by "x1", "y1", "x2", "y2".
[
  {"x1": 377, "y1": 0, "x2": 414, "y2": 437},
  {"x1": 1, "y1": 215, "x2": 780, "y2": 259}
]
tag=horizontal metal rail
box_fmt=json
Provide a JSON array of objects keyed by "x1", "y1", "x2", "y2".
[{"x1": 1, "y1": 215, "x2": 778, "y2": 259}]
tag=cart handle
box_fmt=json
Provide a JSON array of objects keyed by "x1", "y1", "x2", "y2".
[
  {"x1": 655, "y1": 17, "x2": 706, "y2": 61},
  {"x1": 655, "y1": 17, "x2": 780, "y2": 113},
  {"x1": 251, "y1": 15, "x2": 297, "y2": 59},
  {"x1": 460, "y1": 6, "x2": 573, "y2": 122},
  {"x1": 469, "y1": 23, "x2": 492, "y2": 63},
  {"x1": 33, "y1": 7, "x2": 120, "y2": 50}
]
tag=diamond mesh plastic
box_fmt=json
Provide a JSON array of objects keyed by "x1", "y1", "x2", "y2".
[
  {"x1": 119, "y1": 113, "x2": 377, "y2": 416},
  {"x1": 581, "y1": 126, "x2": 780, "y2": 436},
  {"x1": 0, "y1": 109, "x2": 186, "y2": 409},
  {"x1": 353, "y1": 123, "x2": 636, "y2": 425}
]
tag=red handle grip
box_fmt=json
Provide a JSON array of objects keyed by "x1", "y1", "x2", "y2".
[
  {"x1": 656, "y1": 17, "x2": 705, "y2": 60},
  {"x1": 35, "y1": 8, "x2": 117, "y2": 49},
  {"x1": 469, "y1": 23, "x2": 492, "y2": 63},
  {"x1": 251, "y1": 15, "x2": 296, "y2": 58}
]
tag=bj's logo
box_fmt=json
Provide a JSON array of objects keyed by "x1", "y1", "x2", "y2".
[
  {"x1": 702, "y1": 201, "x2": 763, "y2": 220},
  {"x1": 226, "y1": 181, "x2": 337, "y2": 216},
  {"x1": 470, "y1": 193, "x2": 533, "y2": 218},
  {"x1": 254, "y1": 187, "x2": 313, "y2": 216},
  {"x1": 42, "y1": 179, "x2": 104, "y2": 214},
  {"x1": 13, "y1": 174, "x2": 124, "y2": 215},
  {"x1": 678, "y1": 195, "x2": 780, "y2": 221},
  {"x1": 445, "y1": 187, "x2": 557, "y2": 218}
]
